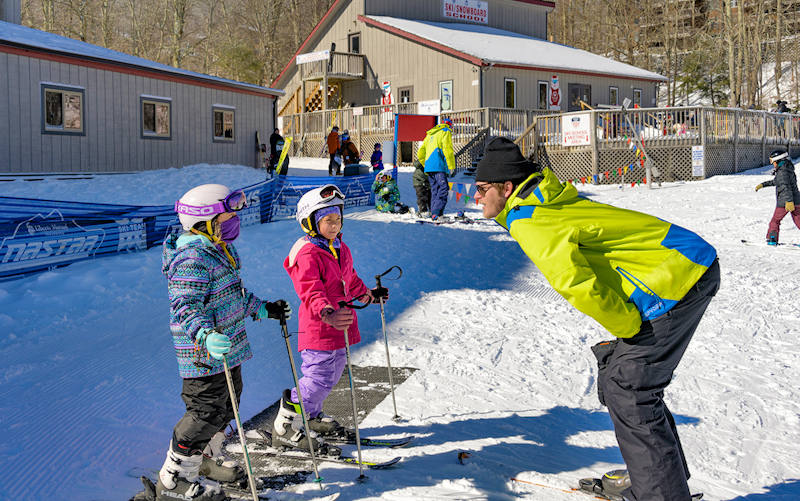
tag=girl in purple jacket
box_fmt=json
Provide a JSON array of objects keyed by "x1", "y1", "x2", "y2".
[{"x1": 271, "y1": 184, "x2": 388, "y2": 452}]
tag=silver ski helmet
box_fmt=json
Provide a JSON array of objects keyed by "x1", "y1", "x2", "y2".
[
  {"x1": 175, "y1": 184, "x2": 247, "y2": 231},
  {"x1": 296, "y1": 184, "x2": 345, "y2": 236}
]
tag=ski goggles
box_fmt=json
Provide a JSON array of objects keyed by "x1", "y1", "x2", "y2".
[
  {"x1": 174, "y1": 190, "x2": 247, "y2": 217},
  {"x1": 319, "y1": 184, "x2": 345, "y2": 202}
]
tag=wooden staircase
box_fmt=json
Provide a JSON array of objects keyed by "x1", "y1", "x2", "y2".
[{"x1": 304, "y1": 84, "x2": 339, "y2": 112}]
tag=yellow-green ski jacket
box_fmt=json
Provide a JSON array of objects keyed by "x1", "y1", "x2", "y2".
[{"x1": 495, "y1": 169, "x2": 717, "y2": 338}]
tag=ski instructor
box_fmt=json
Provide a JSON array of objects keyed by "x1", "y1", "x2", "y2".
[{"x1": 473, "y1": 137, "x2": 720, "y2": 501}]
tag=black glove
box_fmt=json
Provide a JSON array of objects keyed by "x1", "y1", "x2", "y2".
[
  {"x1": 256, "y1": 300, "x2": 292, "y2": 321},
  {"x1": 370, "y1": 286, "x2": 389, "y2": 302}
]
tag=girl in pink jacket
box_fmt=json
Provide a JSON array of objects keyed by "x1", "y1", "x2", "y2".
[{"x1": 271, "y1": 184, "x2": 389, "y2": 452}]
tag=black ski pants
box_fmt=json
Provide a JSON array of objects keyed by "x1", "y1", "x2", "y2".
[
  {"x1": 594, "y1": 259, "x2": 719, "y2": 501},
  {"x1": 414, "y1": 182, "x2": 431, "y2": 214},
  {"x1": 329, "y1": 154, "x2": 340, "y2": 176},
  {"x1": 171, "y1": 364, "x2": 243, "y2": 455}
]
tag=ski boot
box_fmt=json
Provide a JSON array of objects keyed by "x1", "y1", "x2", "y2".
[
  {"x1": 272, "y1": 389, "x2": 341, "y2": 456},
  {"x1": 578, "y1": 469, "x2": 630, "y2": 500},
  {"x1": 155, "y1": 445, "x2": 225, "y2": 501},
  {"x1": 767, "y1": 233, "x2": 778, "y2": 246},
  {"x1": 199, "y1": 431, "x2": 244, "y2": 483}
]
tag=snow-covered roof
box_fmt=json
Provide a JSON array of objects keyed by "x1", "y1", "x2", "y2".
[
  {"x1": 0, "y1": 20, "x2": 283, "y2": 96},
  {"x1": 363, "y1": 16, "x2": 668, "y2": 82}
]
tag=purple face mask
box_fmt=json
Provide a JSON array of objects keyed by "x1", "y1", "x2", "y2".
[{"x1": 219, "y1": 214, "x2": 240, "y2": 243}]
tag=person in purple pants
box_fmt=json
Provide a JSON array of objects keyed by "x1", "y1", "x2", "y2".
[{"x1": 271, "y1": 185, "x2": 389, "y2": 452}]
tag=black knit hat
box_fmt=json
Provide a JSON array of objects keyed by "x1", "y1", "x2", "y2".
[{"x1": 475, "y1": 137, "x2": 539, "y2": 183}]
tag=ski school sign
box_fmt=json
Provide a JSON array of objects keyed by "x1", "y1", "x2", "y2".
[
  {"x1": 0, "y1": 174, "x2": 375, "y2": 281},
  {"x1": 444, "y1": 0, "x2": 488, "y2": 24}
]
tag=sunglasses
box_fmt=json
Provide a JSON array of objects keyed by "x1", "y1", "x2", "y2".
[
  {"x1": 175, "y1": 190, "x2": 247, "y2": 217},
  {"x1": 320, "y1": 184, "x2": 345, "y2": 201}
]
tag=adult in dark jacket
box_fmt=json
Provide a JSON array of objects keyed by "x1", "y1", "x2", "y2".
[
  {"x1": 326, "y1": 126, "x2": 340, "y2": 175},
  {"x1": 755, "y1": 150, "x2": 800, "y2": 244},
  {"x1": 339, "y1": 130, "x2": 360, "y2": 166},
  {"x1": 269, "y1": 128, "x2": 284, "y2": 173}
]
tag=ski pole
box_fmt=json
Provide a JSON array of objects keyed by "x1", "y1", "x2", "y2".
[
  {"x1": 374, "y1": 266, "x2": 403, "y2": 421},
  {"x1": 279, "y1": 312, "x2": 324, "y2": 488},
  {"x1": 338, "y1": 293, "x2": 372, "y2": 481},
  {"x1": 221, "y1": 355, "x2": 259, "y2": 501}
]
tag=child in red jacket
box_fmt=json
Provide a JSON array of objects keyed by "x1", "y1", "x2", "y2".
[{"x1": 272, "y1": 184, "x2": 388, "y2": 452}]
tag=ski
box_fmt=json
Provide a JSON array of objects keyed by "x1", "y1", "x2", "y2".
[
  {"x1": 249, "y1": 447, "x2": 401, "y2": 469},
  {"x1": 740, "y1": 239, "x2": 800, "y2": 249},
  {"x1": 416, "y1": 216, "x2": 475, "y2": 225},
  {"x1": 320, "y1": 430, "x2": 415, "y2": 448},
  {"x1": 575, "y1": 478, "x2": 703, "y2": 500},
  {"x1": 254, "y1": 428, "x2": 414, "y2": 449}
]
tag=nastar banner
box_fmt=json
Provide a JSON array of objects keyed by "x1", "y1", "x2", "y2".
[
  {"x1": 0, "y1": 174, "x2": 376, "y2": 281},
  {"x1": 443, "y1": 0, "x2": 488, "y2": 24}
]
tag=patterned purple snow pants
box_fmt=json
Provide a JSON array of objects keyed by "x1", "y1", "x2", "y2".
[{"x1": 290, "y1": 348, "x2": 347, "y2": 418}]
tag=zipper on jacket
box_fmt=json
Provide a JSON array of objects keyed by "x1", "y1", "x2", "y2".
[{"x1": 616, "y1": 266, "x2": 665, "y2": 310}]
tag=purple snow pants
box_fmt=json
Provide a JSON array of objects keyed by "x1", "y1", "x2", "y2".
[{"x1": 290, "y1": 348, "x2": 347, "y2": 418}]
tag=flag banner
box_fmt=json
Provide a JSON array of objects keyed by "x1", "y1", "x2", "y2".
[{"x1": 0, "y1": 174, "x2": 376, "y2": 281}]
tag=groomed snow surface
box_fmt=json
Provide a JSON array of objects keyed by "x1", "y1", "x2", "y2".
[{"x1": 1, "y1": 158, "x2": 799, "y2": 501}]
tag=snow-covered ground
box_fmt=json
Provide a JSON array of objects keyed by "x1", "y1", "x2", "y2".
[{"x1": 1, "y1": 157, "x2": 799, "y2": 501}]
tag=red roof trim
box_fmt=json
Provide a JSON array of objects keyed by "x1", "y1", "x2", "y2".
[
  {"x1": 494, "y1": 62, "x2": 668, "y2": 83},
  {"x1": 358, "y1": 15, "x2": 485, "y2": 66},
  {"x1": 0, "y1": 43, "x2": 280, "y2": 98},
  {"x1": 271, "y1": 0, "x2": 345, "y2": 88},
  {"x1": 511, "y1": 0, "x2": 556, "y2": 7}
]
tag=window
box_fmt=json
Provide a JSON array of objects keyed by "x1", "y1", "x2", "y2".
[
  {"x1": 633, "y1": 88, "x2": 642, "y2": 106},
  {"x1": 141, "y1": 96, "x2": 171, "y2": 139},
  {"x1": 609, "y1": 86, "x2": 619, "y2": 106},
  {"x1": 439, "y1": 80, "x2": 453, "y2": 112},
  {"x1": 41, "y1": 84, "x2": 85, "y2": 135},
  {"x1": 538, "y1": 81, "x2": 548, "y2": 110},
  {"x1": 504, "y1": 78, "x2": 516, "y2": 109},
  {"x1": 398, "y1": 86, "x2": 413, "y2": 103},
  {"x1": 348, "y1": 32, "x2": 361, "y2": 54},
  {"x1": 567, "y1": 83, "x2": 592, "y2": 111},
  {"x1": 213, "y1": 107, "x2": 235, "y2": 142}
]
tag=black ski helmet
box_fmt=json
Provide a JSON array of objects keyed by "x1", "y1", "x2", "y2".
[{"x1": 769, "y1": 149, "x2": 789, "y2": 164}]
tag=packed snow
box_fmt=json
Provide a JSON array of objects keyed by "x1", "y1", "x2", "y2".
[{"x1": 1, "y1": 157, "x2": 799, "y2": 501}]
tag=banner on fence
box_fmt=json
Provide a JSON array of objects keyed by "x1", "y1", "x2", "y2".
[{"x1": 0, "y1": 174, "x2": 375, "y2": 281}]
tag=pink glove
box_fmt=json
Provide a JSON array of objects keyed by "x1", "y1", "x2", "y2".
[{"x1": 321, "y1": 307, "x2": 354, "y2": 330}]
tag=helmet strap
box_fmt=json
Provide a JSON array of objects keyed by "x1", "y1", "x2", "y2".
[
  {"x1": 303, "y1": 215, "x2": 318, "y2": 237},
  {"x1": 190, "y1": 220, "x2": 237, "y2": 268}
]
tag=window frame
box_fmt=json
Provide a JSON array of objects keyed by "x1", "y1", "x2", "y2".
[
  {"x1": 140, "y1": 96, "x2": 172, "y2": 140},
  {"x1": 348, "y1": 32, "x2": 361, "y2": 54},
  {"x1": 41, "y1": 83, "x2": 86, "y2": 136},
  {"x1": 398, "y1": 86, "x2": 413, "y2": 104},
  {"x1": 212, "y1": 105, "x2": 236, "y2": 143},
  {"x1": 609, "y1": 86, "x2": 619, "y2": 106},
  {"x1": 504, "y1": 78, "x2": 516, "y2": 109},
  {"x1": 537, "y1": 80, "x2": 549, "y2": 110},
  {"x1": 633, "y1": 88, "x2": 642, "y2": 106}
]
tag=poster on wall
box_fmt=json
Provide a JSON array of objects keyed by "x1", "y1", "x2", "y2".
[
  {"x1": 443, "y1": 0, "x2": 489, "y2": 24},
  {"x1": 561, "y1": 113, "x2": 592, "y2": 146},
  {"x1": 418, "y1": 99, "x2": 441, "y2": 116},
  {"x1": 549, "y1": 74, "x2": 562, "y2": 111},
  {"x1": 439, "y1": 81, "x2": 453, "y2": 112},
  {"x1": 692, "y1": 145, "x2": 705, "y2": 177}
]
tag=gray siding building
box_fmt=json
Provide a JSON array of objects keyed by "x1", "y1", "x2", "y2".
[
  {"x1": 0, "y1": 19, "x2": 282, "y2": 174},
  {"x1": 274, "y1": 0, "x2": 667, "y2": 117}
]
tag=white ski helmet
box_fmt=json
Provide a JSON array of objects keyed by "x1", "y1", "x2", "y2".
[
  {"x1": 175, "y1": 184, "x2": 232, "y2": 231},
  {"x1": 296, "y1": 184, "x2": 345, "y2": 235}
]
